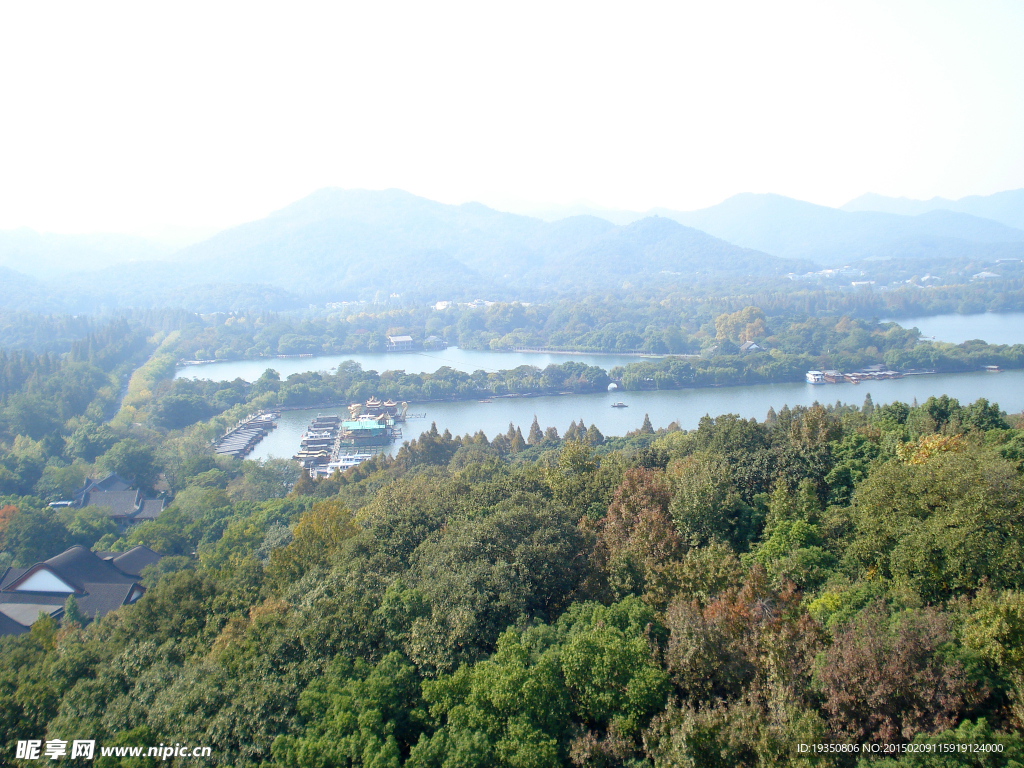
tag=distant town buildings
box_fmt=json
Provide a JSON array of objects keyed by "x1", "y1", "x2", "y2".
[
  {"x1": 787, "y1": 266, "x2": 863, "y2": 281},
  {"x1": 325, "y1": 300, "x2": 367, "y2": 311},
  {"x1": 972, "y1": 271, "x2": 1000, "y2": 280}
]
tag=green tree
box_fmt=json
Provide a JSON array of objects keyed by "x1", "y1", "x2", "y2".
[
  {"x1": 63, "y1": 594, "x2": 84, "y2": 626},
  {"x1": 98, "y1": 439, "x2": 160, "y2": 492},
  {"x1": 408, "y1": 628, "x2": 571, "y2": 768},
  {"x1": 272, "y1": 653, "x2": 426, "y2": 768}
]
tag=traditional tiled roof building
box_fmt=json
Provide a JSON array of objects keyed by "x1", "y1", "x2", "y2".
[
  {"x1": 71, "y1": 473, "x2": 166, "y2": 530},
  {"x1": 0, "y1": 545, "x2": 165, "y2": 635}
]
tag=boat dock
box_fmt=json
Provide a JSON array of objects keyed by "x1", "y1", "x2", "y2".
[
  {"x1": 807, "y1": 367, "x2": 903, "y2": 385},
  {"x1": 294, "y1": 398, "x2": 409, "y2": 475},
  {"x1": 214, "y1": 411, "x2": 279, "y2": 458}
]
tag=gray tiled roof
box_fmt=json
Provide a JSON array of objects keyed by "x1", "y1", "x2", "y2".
[
  {"x1": 0, "y1": 567, "x2": 25, "y2": 591},
  {"x1": 135, "y1": 499, "x2": 166, "y2": 521},
  {"x1": 0, "y1": 611, "x2": 29, "y2": 636},
  {"x1": 11, "y1": 545, "x2": 137, "y2": 593},
  {"x1": 75, "y1": 583, "x2": 139, "y2": 620},
  {"x1": 110, "y1": 546, "x2": 164, "y2": 577},
  {"x1": 0, "y1": 545, "x2": 163, "y2": 629},
  {"x1": 82, "y1": 490, "x2": 143, "y2": 519},
  {"x1": 73, "y1": 472, "x2": 132, "y2": 501},
  {"x1": 0, "y1": 583, "x2": 139, "y2": 624},
  {"x1": 0, "y1": 602, "x2": 62, "y2": 627}
]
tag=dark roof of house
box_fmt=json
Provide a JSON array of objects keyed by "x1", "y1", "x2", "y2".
[
  {"x1": 108, "y1": 546, "x2": 164, "y2": 577},
  {"x1": 71, "y1": 474, "x2": 166, "y2": 525},
  {"x1": 74, "y1": 583, "x2": 140, "y2": 619},
  {"x1": 0, "y1": 591, "x2": 66, "y2": 630},
  {"x1": 45, "y1": 546, "x2": 138, "y2": 590},
  {"x1": 0, "y1": 545, "x2": 160, "y2": 630},
  {"x1": 74, "y1": 473, "x2": 132, "y2": 500},
  {"x1": 0, "y1": 567, "x2": 25, "y2": 591},
  {"x1": 0, "y1": 583, "x2": 139, "y2": 623},
  {"x1": 0, "y1": 610, "x2": 30, "y2": 636},
  {"x1": 5, "y1": 546, "x2": 138, "y2": 594},
  {"x1": 82, "y1": 489, "x2": 143, "y2": 519},
  {"x1": 135, "y1": 499, "x2": 166, "y2": 521}
]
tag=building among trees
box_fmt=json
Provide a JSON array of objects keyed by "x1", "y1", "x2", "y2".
[
  {"x1": 68, "y1": 473, "x2": 166, "y2": 531},
  {"x1": 0, "y1": 544, "x2": 164, "y2": 635}
]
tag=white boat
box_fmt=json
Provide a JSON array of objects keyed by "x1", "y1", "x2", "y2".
[
  {"x1": 805, "y1": 371, "x2": 825, "y2": 384},
  {"x1": 310, "y1": 453, "x2": 376, "y2": 478},
  {"x1": 610, "y1": 402, "x2": 628, "y2": 408}
]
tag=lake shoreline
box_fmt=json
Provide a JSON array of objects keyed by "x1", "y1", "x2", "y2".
[
  {"x1": 265, "y1": 369, "x2": 950, "y2": 413},
  {"x1": 248, "y1": 367, "x2": 1024, "y2": 463}
]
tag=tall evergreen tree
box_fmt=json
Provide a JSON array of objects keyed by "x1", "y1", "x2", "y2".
[
  {"x1": 528, "y1": 416, "x2": 544, "y2": 445},
  {"x1": 863, "y1": 393, "x2": 875, "y2": 418}
]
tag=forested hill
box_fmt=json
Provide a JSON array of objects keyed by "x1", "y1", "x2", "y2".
[
  {"x1": 2, "y1": 187, "x2": 1024, "y2": 312},
  {"x1": 166, "y1": 188, "x2": 800, "y2": 298},
  {"x1": 0, "y1": 190, "x2": 811, "y2": 311}
]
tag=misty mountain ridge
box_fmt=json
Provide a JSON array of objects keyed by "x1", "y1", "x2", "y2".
[
  {"x1": 167, "y1": 188, "x2": 799, "y2": 299},
  {"x1": 652, "y1": 192, "x2": 1024, "y2": 264},
  {"x1": 842, "y1": 189, "x2": 1024, "y2": 230},
  {"x1": 0, "y1": 185, "x2": 1022, "y2": 312}
]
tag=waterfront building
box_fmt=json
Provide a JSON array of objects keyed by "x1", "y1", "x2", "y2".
[{"x1": 386, "y1": 335, "x2": 414, "y2": 352}]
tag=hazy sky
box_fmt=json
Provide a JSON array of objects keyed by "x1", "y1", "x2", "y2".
[{"x1": 1, "y1": 1, "x2": 1022, "y2": 233}]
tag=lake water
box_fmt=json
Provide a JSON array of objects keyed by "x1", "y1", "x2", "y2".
[
  {"x1": 175, "y1": 347, "x2": 663, "y2": 382},
  {"x1": 250, "y1": 369, "x2": 1024, "y2": 462},
  {"x1": 174, "y1": 311, "x2": 1024, "y2": 462},
  {"x1": 885, "y1": 312, "x2": 1024, "y2": 346}
]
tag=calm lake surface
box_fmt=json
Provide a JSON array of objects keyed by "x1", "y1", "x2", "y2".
[
  {"x1": 173, "y1": 312, "x2": 1024, "y2": 462},
  {"x1": 885, "y1": 312, "x2": 1024, "y2": 346},
  {"x1": 250, "y1": 370, "x2": 1024, "y2": 462}
]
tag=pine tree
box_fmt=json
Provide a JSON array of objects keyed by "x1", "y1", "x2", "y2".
[
  {"x1": 506, "y1": 422, "x2": 517, "y2": 442},
  {"x1": 765, "y1": 406, "x2": 778, "y2": 426},
  {"x1": 640, "y1": 413, "x2": 654, "y2": 435},
  {"x1": 528, "y1": 416, "x2": 544, "y2": 445},
  {"x1": 63, "y1": 594, "x2": 84, "y2": 626},
  {"x1": 863, "y1": 393, "x2": 874, "y2": 418},
  {"x1": 585, "y1": 423, "x2": 604, "y2": 446},
  {"x1": 544, "y1": 426, "x2": 560, "y2": 442},
  {"x1": 510, "y1": 427, "x2": 527, "y2": 453}
]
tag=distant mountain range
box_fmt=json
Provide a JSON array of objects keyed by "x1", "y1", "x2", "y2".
[
  {"x1": 506, "y1": 190, "x2": 1024, "y2": 265},
  {"x1": 0, "y1": 187, "x2": 1021, "y2": 312},
  {"x1": 654, "y1": 193, "x2": 1024, "y2": 264},
  {"x1": 841, "y1": 189, "x2": 1024, "y2": 231},
  {"x1": 164, "y1": 188, "x2": 804, "y2": 300}
]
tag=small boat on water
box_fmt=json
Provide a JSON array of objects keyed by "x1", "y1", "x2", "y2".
[{"x1": 611, "y1": 402, "x2": 628, "y2": 408}]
